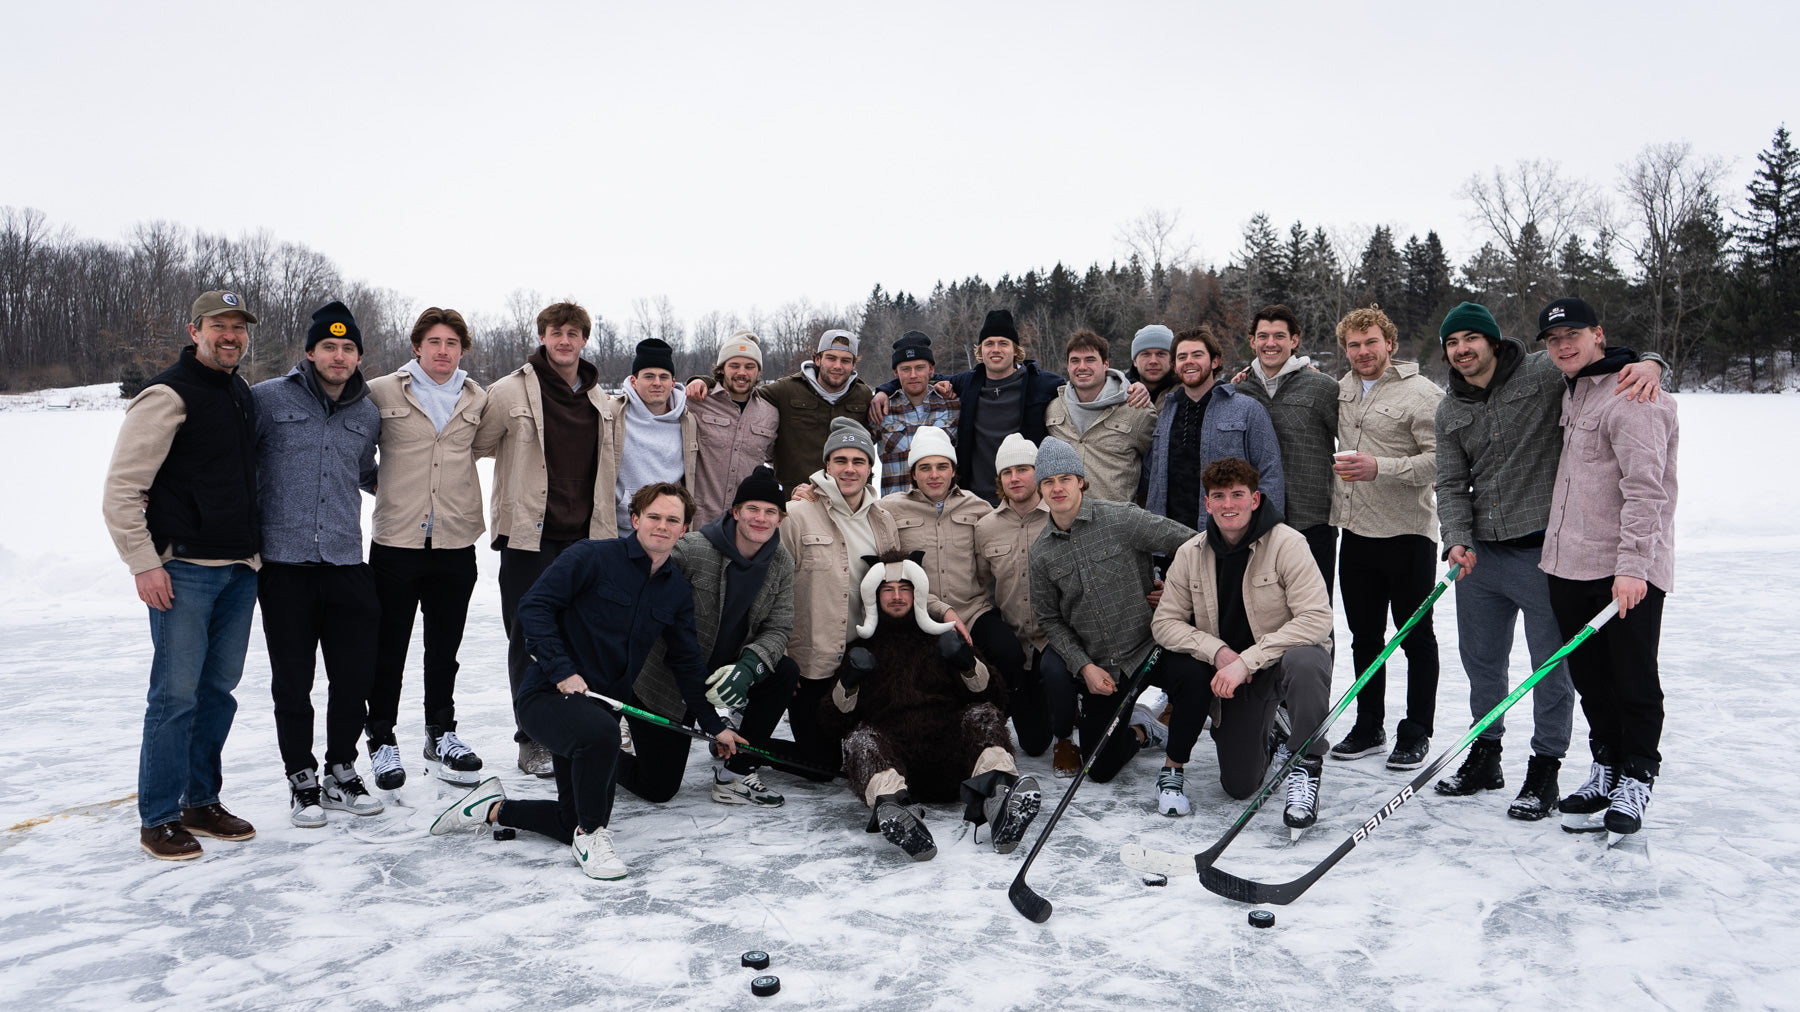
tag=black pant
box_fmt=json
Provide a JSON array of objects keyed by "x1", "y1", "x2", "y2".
[
  {"x1": 1547, "y1": 575, "x2": 1667, "y2": 777},
  {"x1": 1035, "y1": 646, "x2": 1082, "y2": 742},
  {"x1": 259, "y1": 562, "x2": 378, "y2": 776},
  {"x1": 1340, "y1": 531, "x2": 1439, "y2": 739},
  {"x1": 1068, "y1": 650, "x2": 1207, "y2": 785},
  {"x1": 367, "y1": 542, "x2": 477, "y2": 741},
  {"x1": 972, "y1": 611, "x2": 1051, "y2": 756},
  {"x1": 778, "y1": 674, "x2": 840, "y2": 781},
  {"x1": 502, "y1": 686, "x2": 622, "y2": 842},
  {"x1": 498, "y1": 539, "x2": 578, "y2": 743},
  {"x1": 615, "y1": 655, "x2": 803, "y2": 800},
  {"x1": 1299, "y1": 524, "x2": 1338, "y2": 602}
]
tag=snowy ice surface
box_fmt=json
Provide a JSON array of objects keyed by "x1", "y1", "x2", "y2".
[{"x1": 1, "y1": 390, "x2": 1796, "y2": 1010}]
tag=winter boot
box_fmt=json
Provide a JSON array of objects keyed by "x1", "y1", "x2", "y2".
[
  {"x1": 1435, "y1": 738, "x2": 1505, "y2": 796},
  {"x1": 517, "y1": 739, "x2": 554, "y2": 778},
  {"x1": 1283, "y1": 755, "x2": 1323, "y2": 831},
  {"x1": 322, "y1": 763, "x2": 385, "y2": 816},
  {"x1": 874, "y1": 792, "x2": 936, "y2": 861},
  {"x1": 1051, "y1": 738, "x2": 1080, "y2": 778},
  {"x1": 1155, "y1": 766, "x2": 1190, "y2": 817},
  {"x1": 1605, "y1": 769, "x2": 1655, "y2": 837},
  {"x1": 1507, "y1": 755, "x2": 1562, "y2": 821},
  {"x1": 424, "y1": 725, "x2": 483, "y2": 786},
  {"x1": 289, "y1": 769, "x2": 327, "y2": 829},
  {"x1": 1329, "y1": 722, "x2": 1386, "y2": 761},
  {"x1": 1558, "y1": 746, "x2": 1619, "y2": 833},
  {"x1": 1385, "y1": 719, "x2": 1431, "y2": 771}
]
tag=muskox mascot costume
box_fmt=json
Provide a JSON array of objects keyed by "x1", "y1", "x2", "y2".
[{"x1": 820, "y1": 550, "x2": 1041, "y2": 861}]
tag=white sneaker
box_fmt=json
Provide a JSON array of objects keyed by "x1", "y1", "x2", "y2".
[
  {"x1": 289, "y1": 769, "x2": 327, "y2": 829},
  {"x1": 572, "y1": 826, "x2": 627, "y2": 880},
  {"x1": 1132, "y1": 702, "x2": 1170, "y2": 752},
  {"x1": 1155, "y1": 766, "x2": 1190, "y2": 817},
  {"x1": 322, "y1": 763, "x2": 385, "y2": 816},
  {"x1": 431, "y1": 777, "x2": 506, "y2": 836},
  {"x1": 712, "y1": 769, "x2": 784, "y2": 807}
]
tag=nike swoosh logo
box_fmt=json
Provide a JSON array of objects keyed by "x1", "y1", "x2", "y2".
[
  {"x1": 461, "y1": 792, "x2": 501, "y2": 818},
  {"x1": 574, "y1": 840, "x2": 589, "y2": 860}
]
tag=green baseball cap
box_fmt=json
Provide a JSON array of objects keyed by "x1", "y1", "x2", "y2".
[{"x1": 190, "y1": 290, "x2": 258, "y2": 324}]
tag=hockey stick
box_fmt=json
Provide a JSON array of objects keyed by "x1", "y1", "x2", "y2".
[
  {"x1": 1192, "y1": 600, "x2": 1619, "y2": 905},
  {"x1": 1010, "y1": 646, "x2": 1164, "y2": 923},
  {"x1": 583, "y1": 691, "x2": 846, "y2": 781},
  {"x1": 1121, "y1": 562, "x2": 1460, "y2": 878}
]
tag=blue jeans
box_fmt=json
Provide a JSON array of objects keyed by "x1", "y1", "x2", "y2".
[{"x1": 139, "y1": 561, "x2": 258, "y2": 828}]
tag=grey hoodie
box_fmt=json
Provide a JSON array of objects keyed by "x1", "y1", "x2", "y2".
[{"x1": 1060, "y1": 367, "x2": 1131, "y2": 436}]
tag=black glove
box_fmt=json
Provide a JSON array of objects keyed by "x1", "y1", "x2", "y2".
[
  {"x1": 842, "y1": 646, "x2": 876, "y2": 692},
  {"x1": 938, "y1": 630, "x2": 974, "y2": 671}
]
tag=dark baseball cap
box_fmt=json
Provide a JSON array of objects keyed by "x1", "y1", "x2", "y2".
[
  {"x1": 1536, "y1": 297, "x2": 1598, "y2": 341},
  {"x1": 190, "y1": 290, "x2": 258, "y2": 324}
]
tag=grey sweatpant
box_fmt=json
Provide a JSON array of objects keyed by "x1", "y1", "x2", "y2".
[{"x1": 1452, "y1": 541, "x2": 1575, "y2": 758}]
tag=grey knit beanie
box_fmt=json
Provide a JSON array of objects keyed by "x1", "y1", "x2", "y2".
[
  {"x1": 1131, "y1": 324, "x2": 1173, "y2": 359},
  {"x1": 823, "y1": 416, "x2": 877, "y2": 465},
  {"x1": 1034, "y1": 436, "x2": 1085, "y2": 481}
]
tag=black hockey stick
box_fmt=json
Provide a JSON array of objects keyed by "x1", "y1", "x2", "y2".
[
  {"x1": 1010, "y1": 646, "x2": 1164, "y2": 923},
  {"x1": 584, "y1": 691, "x2": 846, "y2": 781},
  {"x1": 1121, "y1": 562, "x2": 1459, "y2": 878},
  {"x1": 1191, "y1": 600, "x2": 1618, "y2": 905}
]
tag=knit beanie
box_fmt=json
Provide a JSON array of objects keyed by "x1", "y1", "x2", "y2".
[
  {"x1": 892, "y1": 330, "x2": 935, "y2": 368},
  {"x1": 731, "y1": 465, "x2": 785, "y2": 511},
  {"x1": 823, "y1": 416, "x2": 877, "y2": 465},
  {"x1": 905, "y1": 425, "x2": 957, "y2": 472},
  {"x1": 994, "y1": 433, "x2": 1037, "y2": 473},
  {"x1": 632, "y1": 338, "x2": 675, "y2": 374},
  {"x1": 1034, "y1": 436, "x2": 1084, "y2": 481},
  {"x1": 716, "y1": 329, "x2": 764, "y2": 368},
  {"x1": 816, "y1": 328, "x2": 860, "y2": 356},
  {"x1": 1438, "y1": 302, "x2": 1501, "y2": 346},
  {"x1": 1131, "y1": 324, "x2": 1174, "y2": 359},
  {"x1": 306, "y1": 301, "x2": 362, "y2": 353},
  {"x1": 978, "y1": 309, "x2": 1018, "y2": 343}
]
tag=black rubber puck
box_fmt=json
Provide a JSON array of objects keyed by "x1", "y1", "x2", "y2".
[
  {"x1": 1249, "y1": 909, "x2": 1275, "y2": 929},
  {"x1": 751, "y1": 974, "x2": 780, "y2": 996},
  {"x1": 1142, "y1": 874, "x2": 1168, "y2": 887},
  {"x1": 741, "y1": 950, "x2": 770, "y2": 970},
  {"x1": 491, "y1": 827, "x2": 517, "y2": 841}
]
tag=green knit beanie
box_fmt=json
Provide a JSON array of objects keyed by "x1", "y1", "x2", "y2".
[{"x1": 1438, "y1": 301, "x2": 1501, "y2": 345}]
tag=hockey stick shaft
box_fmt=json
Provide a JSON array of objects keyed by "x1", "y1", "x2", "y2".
[
  {"x1": 583, "y1": 691, "x2": 845, "y2": 781},
  {"x1": 1199, "y1": 600, "x2": 1619, "y2": 905},
  {"x1": 1191, "y1": 562, "x2": 1461, "y2": 867},
  {"x1": 1010, "y1": 646, "x2": 1164, "y2": 923}
]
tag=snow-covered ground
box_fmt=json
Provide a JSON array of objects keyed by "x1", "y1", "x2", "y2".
[{"x1": 1, "y1": 389, "x2": 1796, "y2": 1010}]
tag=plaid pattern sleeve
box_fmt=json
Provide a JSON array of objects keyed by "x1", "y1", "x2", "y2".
[{"x1": 877, "y1": 390, "x2": 962, "y2": 499}]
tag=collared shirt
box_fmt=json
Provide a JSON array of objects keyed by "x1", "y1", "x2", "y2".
[{"x1": 877, "y1": 388, "x2": 961, "y2": 498}]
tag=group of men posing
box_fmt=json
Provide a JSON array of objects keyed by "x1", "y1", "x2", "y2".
[{"x1": 107, "y1": 286, "x2": 1677, "y2": 879}]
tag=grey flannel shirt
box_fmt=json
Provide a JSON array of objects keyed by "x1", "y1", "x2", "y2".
[
  {"x1": 1238, "y1": 366, "x2": 1338, "y2": 529},
  {"x1": 1029, "y1": 497, "x2": 1195, "y2": 675}
]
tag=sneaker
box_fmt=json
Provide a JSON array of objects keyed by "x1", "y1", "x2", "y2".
[
  {"x1": 1558, "y1": 754, "x2": 1618, "y2": 833},
  {"x1": 369, "y1": 742, "x2": 406, "y2": 791},
  {"x1": 289, "y1": 770, "x2": 327, "y2": 829},
  {"x1": 984, "y1": 774, "x2": 1041, "y2": 854},
  {"x1": 140, "y1": 822, "x2": 203, "y2": 861},
  {"x1": 619, "y1": 719, "x2": 636, "y2": 757},
  {"x1": 1329, "y1": 724, "x2": 1386, "y2": 761},
  {"x1": 1385, "y1": 735, "x2": 1430, "y2": 771},
  {"x1": 1604, "y1": 772, "x2": 1654, "y2": 836},
  {"x1": 1155, "y1": 766, "x2": 1190, "y2": 817},
  {"x1": 1132, "y1": 702, "x2": 1170, "y2": 752},
  {"x1": 1051, "y1": 738, "x2": 1080, "y2": 779},
  {"x1": 712, "y1": 769, "x2": 784, "y2": 807},
  {"x1": 322, "y1": 763, "x2": 385, "y2": 816},
  {"x1": 1268, "y1": 707, "x2": 1292, "y2": 768},
  {"x1": 874, "y1": 793, "x2": 937, "y2": 861},
  {"x1": 517, "y1": 739, "x2": 554, "y2": 778},
  {"x1": 180, "y1": 803, "x2": 255, "y2": 841},
  {"x1": 431, "y1": 776, "x2": 506, "y2": 836},
  {"x1": 571, "y1": 826, "x2": 628, "y2": 880},
  {"x1": 425, "y1": 726, "x2": 483, "y2": 785},
  {"x1": 1283, "y1": 756, "x2": 1323, "y2": 830},
  {"x1": 1435, "y1": 738, "x2": 1504, "y2": 796},
  {"x1": 1507, "y1": 755, "x2": 1562, "y2": 822}
]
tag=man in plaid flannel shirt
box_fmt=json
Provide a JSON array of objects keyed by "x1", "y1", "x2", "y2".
[{"x1": 877, "y1": 331, "x2": 960, "y2": 499}]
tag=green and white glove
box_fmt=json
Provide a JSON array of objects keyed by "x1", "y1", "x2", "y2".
[{"x1": 704, "y1": 649, "x2": 768, "y2": 709}]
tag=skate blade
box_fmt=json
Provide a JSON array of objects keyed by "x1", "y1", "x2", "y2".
[
  {"x1": 1289, "y1": 827, "x2": 1306, "y2": 842},
  {"x1": 1560, "y1": 811, "x2": 1607, "y2": 833}
]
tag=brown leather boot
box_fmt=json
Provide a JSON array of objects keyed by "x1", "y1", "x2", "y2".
[
  {"x1": 1052, "y1": 738, "x2": 1080, "y2": 779},
  {"x1": 140, "y1": 822, "x2": 203, "y2": 861},
  {"x1": 181, "y1": 803, "x2": 256, "y2": 841}
]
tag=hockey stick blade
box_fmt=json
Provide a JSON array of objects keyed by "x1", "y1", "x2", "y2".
[
  {"x1": 1010, "y1": 647, "x2": 1164, "y2": 923},
  {"x1": 1196, "y1": 601, "x2": 1618, "y2": 906}
]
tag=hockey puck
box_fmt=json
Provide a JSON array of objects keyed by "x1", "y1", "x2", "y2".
[
  {"x1": 1142, "y1": 874, "x2": 1168, "y2": 887},
  {"x1": 751, "y1": 974, "x2": 780, "y2": 996},
  {"x1": 741, "y1": 950, "x2": 771, "y2": 970},
  {"x1": 1249, "y1": 909, "x2": 1275, "y2": 929},
  {"x1": 491, "y1": 827, "x2": 517, "y2": 841}
]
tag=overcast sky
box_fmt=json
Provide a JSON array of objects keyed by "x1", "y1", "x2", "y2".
[{"x1": 4, "y1": 1, "x2": 1791, "y2": 335}]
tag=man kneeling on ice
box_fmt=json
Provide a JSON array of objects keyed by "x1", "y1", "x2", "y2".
[
  {"x1": 429, "y1": 483, "x2": 748, "y2": 879},
  {"x1": 821, "y1": 552, "x2": 1040, "y2": 861},
  {"x1": 1151, "y1": 457, "x2": 1334, "y2": 831}
]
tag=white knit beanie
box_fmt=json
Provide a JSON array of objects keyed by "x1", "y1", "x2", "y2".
[{"x1": 905, "y1": 425, "x2": 957, "y2": 472}]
